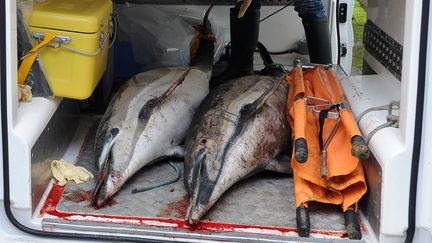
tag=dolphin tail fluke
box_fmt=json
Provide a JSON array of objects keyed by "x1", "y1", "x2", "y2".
[{"x1": 190, "y1": 5, "x2": 215, "y2": 69}]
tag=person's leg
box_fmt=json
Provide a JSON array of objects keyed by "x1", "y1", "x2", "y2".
[
  {"x1": 293, "y1": 0, "x2": 332, "y2": 64},
  {"x1": 210, "y1": 0, "x2": 261, "y2": 88}
]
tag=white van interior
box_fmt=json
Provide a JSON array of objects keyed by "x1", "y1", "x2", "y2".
[{"x1": 1, "y1": 0, "x2": 427, "y2": 242}]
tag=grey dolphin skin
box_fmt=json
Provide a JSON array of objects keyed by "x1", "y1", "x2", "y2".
[
  {"x1": 184, "y1": 75, "x2": 292, "y2": 224},
  {"x1": 92, "y1": 6, "x2": 215, "y2": 208}
]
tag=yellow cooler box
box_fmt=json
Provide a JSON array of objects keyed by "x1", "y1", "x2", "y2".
[{"x1": 29, "y1": 0, "x2": 113, "y2": 100}]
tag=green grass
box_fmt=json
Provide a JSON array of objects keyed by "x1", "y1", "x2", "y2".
[{"x1": 351, "y1": 0, "x2": 367, "y2": 74}]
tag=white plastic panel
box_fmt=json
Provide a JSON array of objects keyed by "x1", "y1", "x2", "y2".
[
  {"x1": 9, "y1": 97, "x2": 62, "y2": 212},
  {"x1": 340, "y1": 71, "x2": 409, "y2": 243},
  {"x1": 360, "y1": 0, "x2": 423, "y2": 240},
  {"x1": 5, "y1": 0, "x2": 62, "y2": 222}
]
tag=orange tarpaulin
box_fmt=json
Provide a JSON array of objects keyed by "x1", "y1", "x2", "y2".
[{"x1": 286, "y1": 66, "x2": 367, "y2": 211}]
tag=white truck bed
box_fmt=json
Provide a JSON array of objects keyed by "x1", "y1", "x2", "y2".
[{"x1": 36, "y1": 115, "x2": 368, "y2": 242}]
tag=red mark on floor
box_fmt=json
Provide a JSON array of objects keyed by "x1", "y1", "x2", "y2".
[
  {"x1": 62, "y1": 189, "x2": 117, "y2": 209},
  {"x1": 63, "y1": 190, "x2": 93, "y2": 203},
  {"x1": 40, "y1": 183, "x2": 347, "y2": 238},
  {"x1": 39, "y1": 182, "x2": 65, "y2": 216},
  {"x1": 158, "y1": 194, "x2": 190, "y2": 218}
]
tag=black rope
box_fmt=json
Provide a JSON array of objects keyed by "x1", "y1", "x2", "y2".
[
  {"x1": 269, "y1": 49, "x2": 298, "y2": 55},
  {"x1": 259, "y1": 0, "x2": 295, "y2": 23}
]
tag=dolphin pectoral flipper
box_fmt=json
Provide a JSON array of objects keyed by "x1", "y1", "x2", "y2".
[
  {"x1": 263, "y1": 154, "x2": 293, "y2": 175},
  {"x1": 164, "y1": 145, "x2": 185, "y2": 158}
]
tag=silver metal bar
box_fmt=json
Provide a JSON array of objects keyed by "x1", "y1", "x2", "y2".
[
  {"x1": 321, "y1": 119, "x2": 342, "y2": 177},
  {"x1": 305, "y1": 96, "x2": 340, "y2": 120},
  {"x1": 32, "y1": 32, "x2": 71, "y2": 44},
  {"x1": 42, "y1": 218, "x2": 364, "y2": 243}
]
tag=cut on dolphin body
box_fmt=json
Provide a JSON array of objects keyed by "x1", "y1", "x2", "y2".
[{"x1": 184, "y1": 75, "x2": 292, "y2": 224}]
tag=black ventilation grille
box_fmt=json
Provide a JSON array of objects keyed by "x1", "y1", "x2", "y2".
[
  {"x1": 363, "y1": 20, "x2": 403, "y2": 80},
  {"x1": 118, "y1": 0, "x2": 293, "y2": 6}
]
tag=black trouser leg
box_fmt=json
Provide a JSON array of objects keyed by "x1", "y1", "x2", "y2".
[
  {"x1": 302, "y1": 19, "x2": 332, "y2": 64},
  {"x1": 209, "y1": 0, "x2": 260, "y2": 88}
]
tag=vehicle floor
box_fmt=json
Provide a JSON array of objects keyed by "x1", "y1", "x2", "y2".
[
  {"x1": 39, "y1": 115, "x2": 365, "y2": 242},
  {"x1": 39, "y1": 57, "x2": 366, "y2": 241}
]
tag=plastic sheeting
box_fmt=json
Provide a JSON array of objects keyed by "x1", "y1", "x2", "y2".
[
  {"x1": 116, "y1": 4, "x2": 228, "y2": 73},
  {"x1": 117, "y1": 5, "x2": 196, "y2": 70}
]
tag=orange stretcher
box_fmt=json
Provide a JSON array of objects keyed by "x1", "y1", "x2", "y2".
[{"x1": 285, "y1": 62, "x2": 369, "y2": 239}]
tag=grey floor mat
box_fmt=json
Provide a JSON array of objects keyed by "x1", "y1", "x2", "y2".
[{"x1": 55, "y1": 119, "x2": 346, "y2": 231}]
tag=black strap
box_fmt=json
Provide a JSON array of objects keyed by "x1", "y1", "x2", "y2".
[{"x1": 318, "y1": 105, "x2": 338, "y2": 149}]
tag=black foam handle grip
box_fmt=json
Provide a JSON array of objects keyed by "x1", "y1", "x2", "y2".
[
  {"x1": 351, "y1": 135, "x2": 370, "y2": 160},
  {"x1": 295, "y1": 138, "x2": 308, "y2": 163},
  {"x1": 344, "y1": 209, "x2": 362, "y2": 239},
  {"x1": 296, "y1": 205, "x2": 310, "y2": 237}
]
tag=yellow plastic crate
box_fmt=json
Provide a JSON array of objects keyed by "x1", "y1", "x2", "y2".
[{"x1": 29, "y1": 0, "x2": 113, "y2": 100}]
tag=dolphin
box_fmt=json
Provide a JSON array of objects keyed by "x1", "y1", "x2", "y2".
[
  {"x1": 184, "y1": 75, "x2": 292, "y2": 224},
  {"x1": 92, "y1": 6, "x2": 215, "y2": 208}
]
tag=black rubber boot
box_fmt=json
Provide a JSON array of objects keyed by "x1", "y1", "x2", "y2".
[
  {"x1": 302, "y1": 19, "x2": 332, "y2": 64},
  {"x1": 296, "y1": 205, "x2": 310, "y2": 237},
  {"x1": 209, "y1": 2, "x2": 260, "y2": 89},
  {"x1": 344, "y1": 209, "x2": 362, "y2": 239}
]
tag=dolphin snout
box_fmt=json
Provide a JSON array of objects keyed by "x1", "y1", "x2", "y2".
[{"x1": 92, "y1": 190, "x2": 110, "y2": 209}]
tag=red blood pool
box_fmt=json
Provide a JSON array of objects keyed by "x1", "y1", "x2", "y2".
[
  {"x1": 62, "y1": 189, "x2": 93, "y2": 203},
  {"x1": 158, "y1": 195, "x2": 190, "y2": 218}
]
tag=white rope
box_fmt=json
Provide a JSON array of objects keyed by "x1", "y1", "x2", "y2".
[
  {"x1": 356, "y1": 101, "x2": 400, "y2": 144},
  {"x1": 56, "y1": 41, "x2": 106, "y2": 56}
]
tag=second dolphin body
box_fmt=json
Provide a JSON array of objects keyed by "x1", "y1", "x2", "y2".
[{"x1": 184, "y1": 75, "x2": 292, "y2": 224}]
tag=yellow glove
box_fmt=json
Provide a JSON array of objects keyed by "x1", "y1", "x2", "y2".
[
  {"x1": 18, "y1": 84, "x2": 32, "y2": 102},
  {"x1": 51, "y1": 159, "x2": 94, "y2": 186}
]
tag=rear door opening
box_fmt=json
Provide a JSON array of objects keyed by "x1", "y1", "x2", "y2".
[{"x1": 2, "y1": 0, "x2": 424, "y2": 242}]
